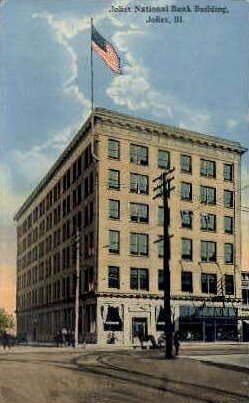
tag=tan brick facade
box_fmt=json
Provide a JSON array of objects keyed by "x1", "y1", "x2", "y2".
[{"x1": 15, "y1": 108, "x2": 246, "y2": 344}]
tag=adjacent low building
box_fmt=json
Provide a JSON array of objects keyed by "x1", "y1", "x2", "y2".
[
  {"x1": 241, "y1": 270, "x2": 249, "y2": 341},
  {"x1": 15, "y1": 108, "x2": 247, "y2": 344}
]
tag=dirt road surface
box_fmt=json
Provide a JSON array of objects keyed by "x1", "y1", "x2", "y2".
[{"x1": 0, "y1": 346, "x2": 248, "y2": 402}]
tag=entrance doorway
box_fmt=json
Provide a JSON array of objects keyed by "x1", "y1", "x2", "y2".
[{"x1": 132, "y1": 317, "x2": 148, "y2": 341}]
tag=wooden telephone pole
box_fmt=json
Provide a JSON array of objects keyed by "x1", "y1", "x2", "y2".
[
  {"x1": 153, "y1": 168, "x2": 175, "y2": 359},
  {"x1": 74, "y1": 229, "x2": 80, "y2": 348}
]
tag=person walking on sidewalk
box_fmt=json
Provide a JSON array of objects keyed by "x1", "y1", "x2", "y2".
[
  {"x1": 173, "y1": 331, "x2": 180, "y2": 357},
  {"x1": 2, "y1": 331, "x2": 11, "y2": 350}
]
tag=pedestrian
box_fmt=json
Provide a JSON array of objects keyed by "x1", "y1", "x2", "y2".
[
  {"x1": 61, "y1": 327, "x2": 68, "y2": 347},
  {"x1": 71, "y1": 331, "x2": 75, "y2": 348},
  {"x1": 173, "y1": 331, "x2": 180, "y2": 357},
  {"x1": 2, "y1": 331, "x2": 11, "y2": 350},
  {"x1": 54, "y1": 331, "x2": 60, "y2": 347}
]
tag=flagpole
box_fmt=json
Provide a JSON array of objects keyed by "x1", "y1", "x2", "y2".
[
  {"x1": 90, "y1": 18, "x2": 99, "y2": 348},
  {"x1": 90, "y1": 17, "x2": 94, "y2": 115},
  {"x1": 90, "y1": 17, "x2": 98, "y2": 162}
]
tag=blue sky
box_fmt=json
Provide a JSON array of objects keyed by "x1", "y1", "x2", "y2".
[{"x1": 0, "y1": 0, "x2": 248, "y2": 309}]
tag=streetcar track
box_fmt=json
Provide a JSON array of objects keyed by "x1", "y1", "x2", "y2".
[{"x1": 74, "y1": 351, "x2": 248, "y2": 402}]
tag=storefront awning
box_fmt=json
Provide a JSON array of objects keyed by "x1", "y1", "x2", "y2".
[
  {"x1": 157, "y1": 307, "x2": 165, "y2": 325},
  {"x1": 105, "y1": 306, "x2": 122, "y2": 325}
]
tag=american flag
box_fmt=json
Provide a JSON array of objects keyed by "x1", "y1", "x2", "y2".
[{"x1": 92, "y1": 26, "x2": 122, "y2": 74}]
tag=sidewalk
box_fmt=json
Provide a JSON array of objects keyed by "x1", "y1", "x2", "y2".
[{"x1": 182, "y1": 353, "x2": 249, "y2": 371}]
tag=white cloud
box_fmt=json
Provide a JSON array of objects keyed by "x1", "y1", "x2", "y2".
[
  {"x1": 11, "y1": 121, "x2": 86, "y2": 189},
  {"x1": 106, "y1": 54, "x2": 212, "y2": 133},
  {"x1": 178, "y1": 109, "x2": 212, "y2": 133},
  {"x1": 105, "y1": 14, "x2": 212, "y2": 133},
  {"x1": 33, "y1": 11, "x2": 90, "y2": 109},
  {"x1": 226, "y1": 119, "x2": 239, "y2": 130}
]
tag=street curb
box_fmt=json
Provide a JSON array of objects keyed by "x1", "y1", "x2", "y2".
[{"x1": 181, "y1": 356, "x2": 249, "y2": 373}]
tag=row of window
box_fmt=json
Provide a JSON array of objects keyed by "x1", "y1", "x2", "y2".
[
  {"x1": 108, "y1": 170, "x2": 234, "y2": 207},
  {"x1": 17, "y1": 146, "x2": 94, "y2": 238},
  {"x1": 18, "y1": 226, "x2": 94, "y2": 272},
  {"x1": 108, "y1": 200, "x2": 233, "y2": 233},
  {"x1": 17, "y1": 268, "x2": 234, "y2": 310},
  {"x1": 108, "y1": 231, "x2": 234, "y2": 263},
  {"x1": 17, "y1": 268, "x2": 95, "y2": 309},
  {"x1": 108, "y1": 265, "x2": 234, "y2": 295},
  {"x1": 18, "y1": 201, "x2": 94, "y2": 256},
  {"x1": 108, "y1": 139, "x2": 234, "y2": 181},
  {"x1": 18, "y1": 199, "x2": 233, "y2": 259},
  {"x1": 18, "y1": 140, "x2": 234, "y2": 238}
]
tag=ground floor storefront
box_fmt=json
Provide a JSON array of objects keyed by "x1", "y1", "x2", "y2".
[
  {"x1": 178, "y1": 305, "x2": 238, "y2": 342},
  {"x1": 16, "y1": 296, "x2": 243, "y2": 345}
]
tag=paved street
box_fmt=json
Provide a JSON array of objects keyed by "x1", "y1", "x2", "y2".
[{"x1": 0, "y1": 344, "x2": 248, "y2": 402}]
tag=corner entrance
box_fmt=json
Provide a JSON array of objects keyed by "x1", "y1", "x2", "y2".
[{"x1": 132, "y1": 317, "x2": 148, "y2": 341}]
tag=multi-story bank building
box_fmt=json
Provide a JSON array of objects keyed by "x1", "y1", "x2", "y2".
[{"x1": 15, "y1": 108, "x2": 247, "y2": 344}]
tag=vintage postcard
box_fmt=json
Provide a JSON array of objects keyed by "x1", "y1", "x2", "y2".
[{"x1": 0, "y1": 0, "x2": 248, "y2": 401}]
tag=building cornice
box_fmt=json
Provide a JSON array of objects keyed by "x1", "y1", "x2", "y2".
[
  {"x1": 95, "y1": 107, "x2": 247, "y2": 155},
  {"x1": 14, "y1": 107, "x2": 247, "y2": 221}
]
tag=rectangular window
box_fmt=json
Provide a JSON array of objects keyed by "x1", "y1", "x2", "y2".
[
  {"x1": 181, "y1": 211, "x2": 193, "y2": 229},
  {"x1": 84, "y1": 206, "x2": 89, "y2": 227},
  {"x1": 224, "y1": 216, "x2": 233, "y2": 234},
  {"x1": 157, "y1": 270, "x2": 164, "y2": 291},
  {"x1": 158, "y1": 206, "x2": 168, "y2": 226},
  {"x1": 200, "y1": 214, "x2": 216, "y2": 232},
  {"x1": 224, "y1": 243, "x2": 233, "y2": 264},
  {"x1": 108, "y1": 230, "x2": 120, "y2": 254},
  {"x1": 109, "y1": 200, "x2": 120, "y2": 219},
  {"x1": 181, "y1": 154, "x2": 192, "y2": 173},
  {"x1": 181, "y1": 272, "x2": 193, "y2": 292},
  {"x1": 242, "y1": 289, "x2": 249, "y2": 305},
  {"x1": 89, "y1": 172, "x2": 94, "y2": 194},
  {"x1": 130, "y1": 203, "x2": 149, "y2": 223},
  {"x1": 200, "y1": 186, "x2": 216, "y2": 205},
  {"x1": 88, "y1": 203, "x2": 93, "y2": 225},
  {"x1": 158, "y1": 149, "x2": 170, "y2": 169},
  {"x1": 77, "y1": 184, "x2": 82, "y2": 204},
  {"x1": 84, "y1": 177, "x2": 89, "y2": 198},
  {"x1": 108, "y1": 169, "x2": 120, "y2": 190},
  {"x1": 200, "y1": 159, "x2": 216, "y2": 178},
  {"x1": 130, "y1": 173, "x2": 149, "y2": 194},
  {"x1": 201, "y1": 241, "x2": 217, "y2": 262},
  {"x1": 108, "y1": 266, "x2": 120, "y2": 289},
  {"x1": 225, "y1": 274, "x2": 234, "y2": 295},
  {"x1": 223, "y1": 190, "x2": 233, "y2": 208},
  {"x1": 201, "y1": 273, "x2": 217, "y2": 294},
  {"x1": 181, "y1": 238, "x2": 193, "y2": 261},
  {"x1": 84, "y1": 145, "x2": 91, "y2": 169},
  {"x1": 180, "y1": 182, "x2": 192, "y2": 201},
  {"x1": 130, "y1": 268, "x2": 149, "y2": 291},
  {"x1": 130, "y1": 233, "x2": 149, "y2": 256},
  {"x1": 108, "y1": 139, "x2": 120, "y2": 159},
  {"x1": 224, "y1": 164, "x2": 233, "y2": 181},
  {"x1": 130, "y1": 144, "x2": 148, "y2": 165},
  {"x1": 158, "y1": 236, "x2": 164, "y2": 258}
]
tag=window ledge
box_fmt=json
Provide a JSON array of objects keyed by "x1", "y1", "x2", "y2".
[
  {"x1": 181, "y1": 170, "x2": 192, "y2": 175},
  {"x1": 180, "y1": 199, "x2": 193, "y2": 203}
]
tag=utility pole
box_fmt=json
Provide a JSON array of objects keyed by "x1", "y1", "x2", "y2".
[
  {"x1": 153, "y1": 168, "x2": 175, "y2": 359},
  {"x1": 74, "y1": 228, "x2": 80, "y2": 348}
]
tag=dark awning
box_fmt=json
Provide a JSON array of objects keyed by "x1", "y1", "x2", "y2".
[
  {"x1": 157, "y1": 307, "x2": 165, "y2": 325},
  {"x1": 105, "y1": 306, "x2": 122, "y2": 325}
]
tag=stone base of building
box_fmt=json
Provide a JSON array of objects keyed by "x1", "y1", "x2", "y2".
[{"x1": 16, "y1": 294, "x2": 242, "y2": 345}]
